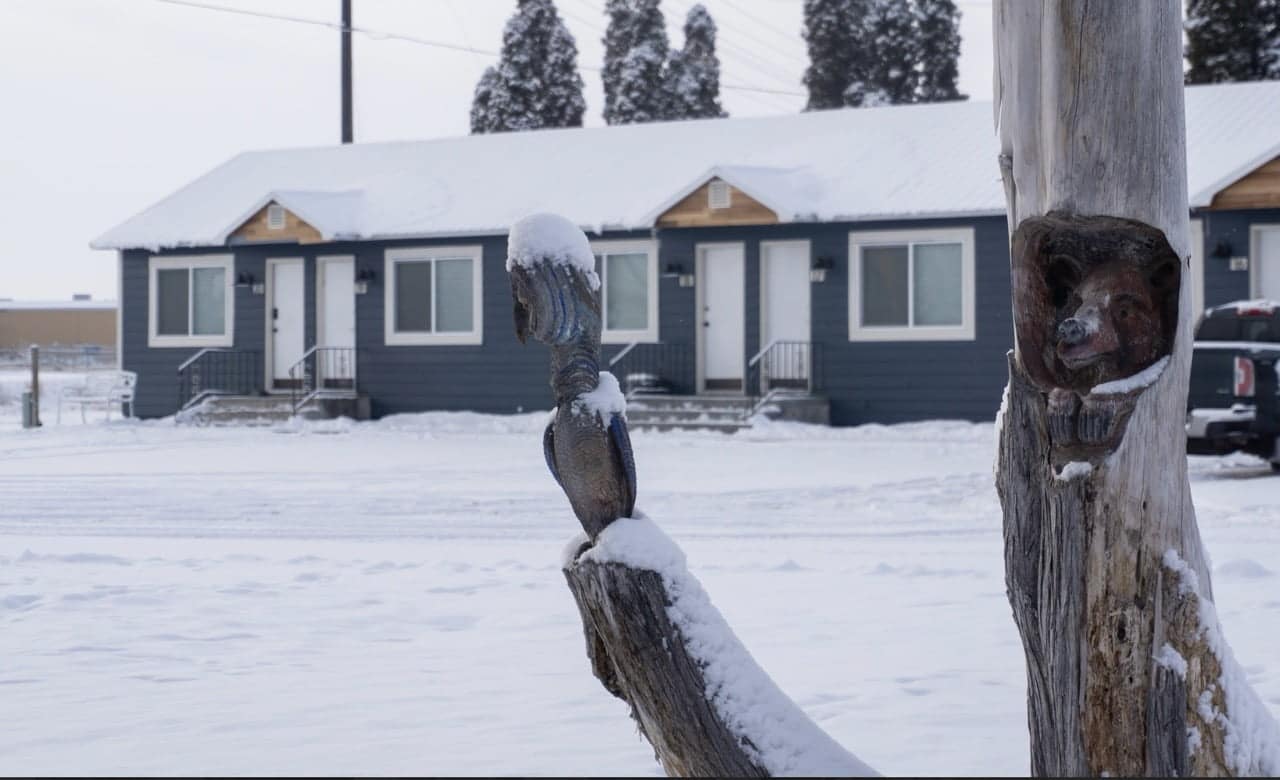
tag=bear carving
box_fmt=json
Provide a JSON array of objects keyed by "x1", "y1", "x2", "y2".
[{"x1": 1011, "y1": 213, "x2": 1180, "y2": 454}]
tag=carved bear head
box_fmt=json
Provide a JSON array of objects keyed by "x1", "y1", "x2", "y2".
[{"x1": 1013, "y1": 213, "x2": 1180, "y2": 394}]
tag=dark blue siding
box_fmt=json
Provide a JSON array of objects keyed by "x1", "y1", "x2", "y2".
[
  {"x1": 1197, "y1": 208, "x2": 1280, "y2": 307},
  {"x1": 653, "y1": 218, "x2": 1014, "y2": 425}
]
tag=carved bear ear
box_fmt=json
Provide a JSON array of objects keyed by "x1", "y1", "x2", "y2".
[{"x1": 1148, "y1": 257, "x2": 1180, "y2": 296}]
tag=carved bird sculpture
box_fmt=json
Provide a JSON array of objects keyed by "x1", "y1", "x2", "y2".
[{"x1": 508, "y1": 214, "x2": 636, "y2": 540}]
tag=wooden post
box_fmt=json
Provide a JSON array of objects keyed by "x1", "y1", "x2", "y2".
[
  {"x1": 995, "y1": 2, "x2": 1280, "y2": 775},
  {"x1": 341, "y1": 0, "x2": 353, "y2": 144},
  {"x1": 29, "y1": 344, "x2": 41, "y2": 427}
]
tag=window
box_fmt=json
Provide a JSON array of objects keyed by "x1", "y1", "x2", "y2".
[
  {"x1": 148, "y1": 255, "x2": 234, "y2": 347},
  {"x1": 384, "y1": 246, "x2": 483, "y2": 345},
  {"x1": 848, "y1": 228, "x2": 975, "y2": 341},
  {"x1": 592, "y1": 240, "x2": 659, "y2": 343}
]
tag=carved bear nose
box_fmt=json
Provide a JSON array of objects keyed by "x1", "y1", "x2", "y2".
[{"x1": 1057, "y1": 318, "x2": 1087, "y2": 346}]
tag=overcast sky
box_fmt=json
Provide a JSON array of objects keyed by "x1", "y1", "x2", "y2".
[{"x1": 0, "y1": 0, "x2": 995, "y2": 301}]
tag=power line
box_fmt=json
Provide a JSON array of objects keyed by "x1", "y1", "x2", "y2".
[{"x1": 152, "y1": 0, "x2": 806, "y2": 98}]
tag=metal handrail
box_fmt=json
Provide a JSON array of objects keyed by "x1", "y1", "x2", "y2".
[
  {"x1": 288, "y1": 345, "x2": 357, "y2": 415},
  {"x1": 607, "y1": 341, "x2": 640, "y2": 368},
  {"x1": 178, "y1": 346, "x2": 233, "y2": 373},
  {"x1": 747, "y1": 338, "x2": 782, "y2": 368}
]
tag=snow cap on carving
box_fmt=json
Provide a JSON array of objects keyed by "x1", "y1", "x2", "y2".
[{"x1": 507, "y1": 213, "x2": 600, "y2": 290}]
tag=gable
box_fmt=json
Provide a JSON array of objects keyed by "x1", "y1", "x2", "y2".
[
  {"x1": 1209, "y1": 155, "x2": 1280, "y2": 210},
  {"x1": 229, "y1": 202, "x2": 325, "y2": 244},
  {"x1": 655, "y1": 178, "x2": 779, "y2": 228}
]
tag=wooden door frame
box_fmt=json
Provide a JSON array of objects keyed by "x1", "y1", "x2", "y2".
[{"x1": 1249, "y1": 223, "x2": 1280, "y2": 298}]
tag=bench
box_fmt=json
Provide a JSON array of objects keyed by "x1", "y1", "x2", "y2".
[{"x1": 55, "y1": 371, "x2": 137, "y2": 423}]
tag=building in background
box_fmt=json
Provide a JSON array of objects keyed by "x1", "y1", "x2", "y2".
[
  {"x1": 93, "y1": 81, "x2": 1280, "y2": 426},
  {"x1": 0, "y1": 297, "x2": 116, "y2": 354}
]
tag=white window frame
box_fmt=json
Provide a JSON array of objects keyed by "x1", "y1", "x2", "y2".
[
  {"x1": 591, "y1": 239, "x2": 660, "y2": 344},
  {"x1": 147, "y1": 254, "x2": 235, "y2": 348},
  {"x1": 384, "y1": 245, "x2": 484, "y2": 346},
  {"x1": 848, "y1": 227, "x2": 976, "y2": 342}
]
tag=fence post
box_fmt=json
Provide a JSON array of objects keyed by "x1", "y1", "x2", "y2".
[{"x1": 29, "y1": 345, "x2": 41, "y2": 427}]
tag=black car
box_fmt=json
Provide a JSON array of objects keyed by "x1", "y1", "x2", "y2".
[{"x1": 1186, "y1": 301, "x2": 1280, "y2": 470}]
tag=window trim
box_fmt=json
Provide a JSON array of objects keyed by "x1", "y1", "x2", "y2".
[
  {"x1": 848, "y1": 227, "x2": 976, "y2": 342},
  {"x1": 383, "y1": 245, "x2": 484, "y2": 346},
  {"x1": 147, "y1": 254, "x2": 235, "y2": 348},
  {"x1": 591, "y1": 239, "x2": 660, "y2": 344}
]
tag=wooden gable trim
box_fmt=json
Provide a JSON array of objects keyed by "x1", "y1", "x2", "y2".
[
  {"x1": 1208, "y1": 155, "x2": 1280, "y2": 211},
  {"x1": 229, "y1": 202, "x2": 326, "y2": 244},
  {"x1": 655, "y1": 178, "x2": 779, "y2": 228}
]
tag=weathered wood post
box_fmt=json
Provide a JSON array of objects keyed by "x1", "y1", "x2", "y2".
[
  {"x1": 507, "y1": 213, "x2": 874, "y2": 778},
  {"x1": 995, "y1": 2, "x2": 1280, "y2": 775}
]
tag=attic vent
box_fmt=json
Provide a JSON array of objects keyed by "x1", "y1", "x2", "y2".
[
  {"x1": 266, "y1": 204, "x2": 286, "y2": 230},
  {"x1": 708, "y1": 180, "x2": 732, "y2": 210}
]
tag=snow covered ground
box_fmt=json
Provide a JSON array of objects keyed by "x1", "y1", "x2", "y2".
[{"x1": 1, "y1": 412, "x2": 1278, "y2": 776}]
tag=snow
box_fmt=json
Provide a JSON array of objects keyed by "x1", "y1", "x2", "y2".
[
  {"x1": 1154, "y1": 643, "x2": 1188, "y2": 679},
  {"x1": 2, "y1": 413, "x2": 1279, "y2": 775},
  {"x1": 0, "y1": 299, "x2": 116, "y2": 311},
  {"x1": 1227, "y1": 299, "x2": 1280, "y2": 315},
  {"x1": 1164, "y1": 549, "x2": 1280, "y2": 775},
  {"x1": 583, "y1": 515, "x2": 875, "y2": 777},
  {"x1": 1091, "y1": 356, "x2": 1171, "y2": 396},
  {"x1": 92, "y1": 82, "x2": 1280, "y2": 251},
  {"x1": 1056, "y1": 461, "x2": 1093, "y2": 481},
  {"x1": 505, "y1": 212, "x2": 599, "y2": 288},
  {"x1": 571, "y1": 371, "x2": 626, "y2": 424}
]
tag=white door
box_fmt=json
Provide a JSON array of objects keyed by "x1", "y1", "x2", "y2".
[
  {"x1": 761, "y1": 241, "x2": 812, "y2": 391},
  {"x1": 1256, "y1": 226, "x2": 1280, "y2": 301},
  {"x1": 317, "y1": 257, "x2": 356, "y2": 389},
  {"x1": 269, "y1": 258, "x2": 306, "y2": 389},
  {"x1": 699, "y1": 244, "x2": 745, "y2": 391}
]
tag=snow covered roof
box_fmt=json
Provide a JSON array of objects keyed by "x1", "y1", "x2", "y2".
[{"x1": 92, "y1": 81, "x2": 1280, "y2": 252}]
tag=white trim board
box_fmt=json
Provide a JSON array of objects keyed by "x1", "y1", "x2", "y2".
[
  {"x1": 146, "y1": 254, "x2": 235, "y2": 348},
  {"x1": 591, "y1": 239, "x2": 660, "y2": 345},
  {"x1": 847, "y1": 227, "x2": 976, "y2": 342},
  {"x1": 383, "y1": 245, "x2": 485, "y2": 346}
]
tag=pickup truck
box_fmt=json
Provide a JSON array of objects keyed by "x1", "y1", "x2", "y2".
[{"x1": 1185, "y1": 300, "x2": 1280, "y2": 471}]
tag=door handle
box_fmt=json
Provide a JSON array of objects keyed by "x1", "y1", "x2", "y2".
[{"x1": 273, "y1": 307, "x2": 279, "y2": 320}]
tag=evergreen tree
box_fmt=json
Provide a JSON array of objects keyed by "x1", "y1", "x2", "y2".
[
  {"x1": 1185, "y1": 0, "x2": 1280, "y2": 84},
  {"x1": 602, "y1": 0, "x2": 633, "y2": 123},
  {"x1": 853, "y1": 0, "x2": 918, "y2": 107},
  {"x1": 470, "y1": 67, "x2": 501, "y2": 134},
  {"x1": 802, "y1": 0, "x2": 863, "y2": 110},
  {"x1": 914, "y1": 0, "x2": 963, "y2": 102},
  {"x1": 469, "y1": 0, "x2": 586, "y2": 134},
  {"x1": 664, "y1": 4, "x2": 726, "y2": 119},
  {"x1": 804, "y1": 0, "x2": 967, "y2": 109},
  {"x1": 604, "y1": 0, "x2": 671, "y2": 124}
]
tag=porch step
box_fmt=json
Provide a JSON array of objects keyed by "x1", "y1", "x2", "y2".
[
  {"x1": 176, "y1": 394, "x2": 365, "y2": 426},
  {"x1": 625, "y1": 395, "x2": 754, "y2": 432}
]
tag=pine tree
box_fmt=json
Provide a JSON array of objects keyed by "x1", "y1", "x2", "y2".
[
  {"x1": 602, "y1": 0, "x2": 633, "y2": 123},
  {"x1": 914, "y1": 0, "x2": 963, "y2": 102},
  {"x1": 470, "y1": 67, "x2": 501, "y2": 134},
  {"x1": 1185, "y1": 0, "x2": 1280, "y2": 84},
  {"x1": 664, "y1": 4, "x2": 726, "y2": 119},
  {"x1": 604, "y1": 0, "x2": 671, "y2": 124},
  {"x1": 855, "y1": 0, "x2": 918, "y2": 107},
  {"x1": 802, "y1": 0, "x2": 862, "y2": 110},
  {"x1": 469, "y1": 0, "x2": 586, "y2": 134}
]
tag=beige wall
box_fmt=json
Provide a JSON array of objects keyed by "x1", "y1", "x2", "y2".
[{"x1": 0, "y1": 308, "x2": 116, "y2": 349}]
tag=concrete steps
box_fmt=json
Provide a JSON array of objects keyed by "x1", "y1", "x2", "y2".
[
  {"x1": 625, "y1": 395, "x2": 754, "y2": 433},
  {"x1": 177, "y1": 394, "x2": 368, "y2": 426}
]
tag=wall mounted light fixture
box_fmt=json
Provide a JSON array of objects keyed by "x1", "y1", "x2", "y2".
[
  {"x1": 810, "y1": 256, "x2": 835, "y2": 283},
  {"x1": 355, "y1": 267, "x2": 376, "y2": 295}
]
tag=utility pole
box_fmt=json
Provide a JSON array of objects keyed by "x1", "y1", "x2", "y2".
[{"x1": 341, "y1": 0, "x2": 353, "y2": 144}]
